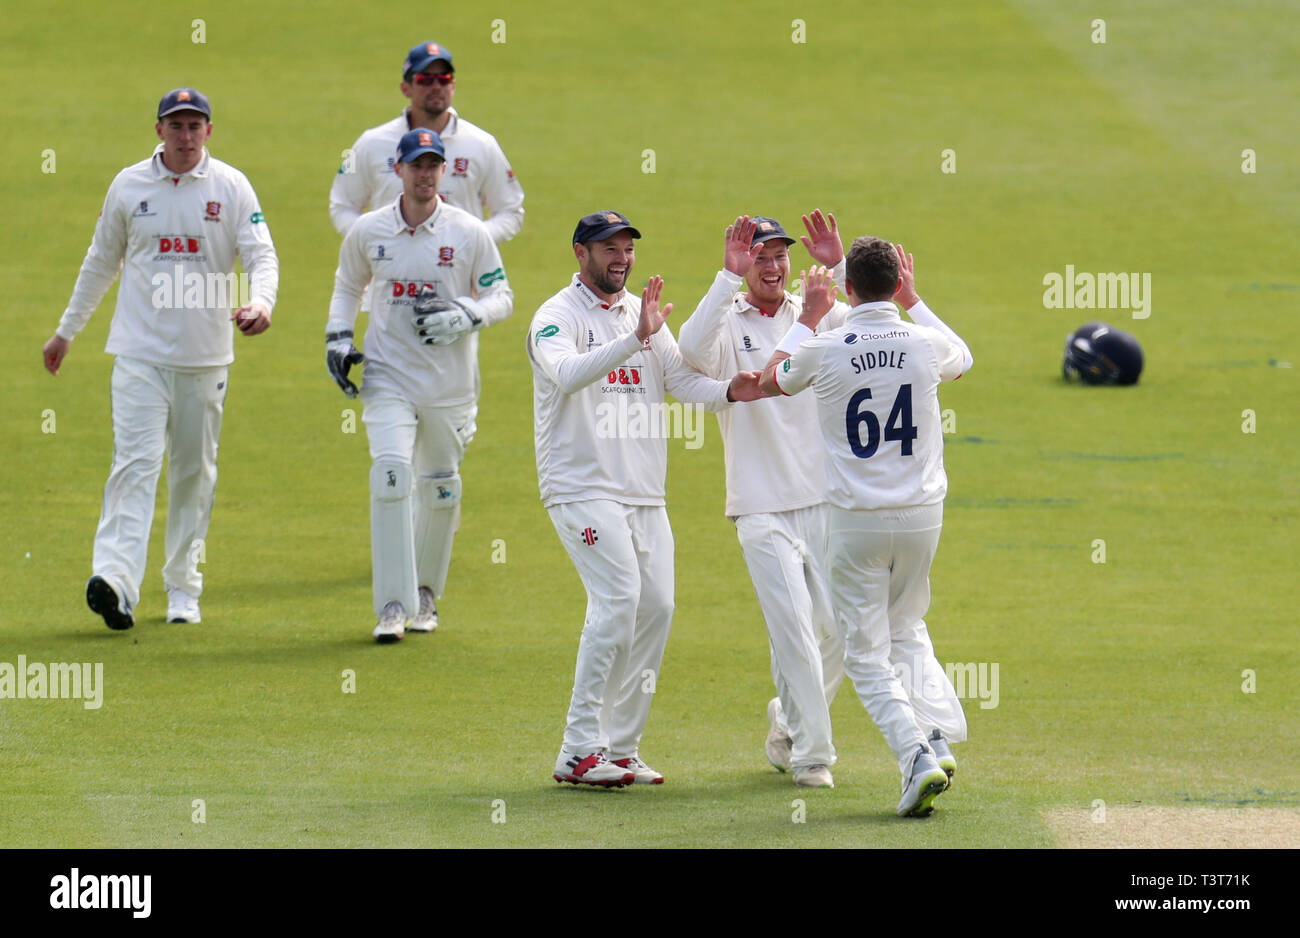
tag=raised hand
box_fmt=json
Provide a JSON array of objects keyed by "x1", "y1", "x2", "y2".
[
  {"x1": 724, "y1": 216, "x2": 763, "y2": 277},
  {"x1": 637, "y1": 275, "x2": 672, "y2": 341},
  {"x1": 797, "y1": 265, "x2": 838, "y2": 328},
  {"x1": 801, "y1": 209, "x2": 843, "y2": 267},
  {"x1": 893, "y1": 243, "x2": 920, "y2": 308}
]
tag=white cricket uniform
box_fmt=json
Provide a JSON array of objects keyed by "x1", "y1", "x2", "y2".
[
  {"x1": 329, "y1": 108, "x2": 524, "y2": 243},
  {"x1": 529, "y1": 274, "x2": 732, "y2": 759},
  {"x1": 774, "y1": 300, "x2": 971, "y2": 774},
  {"x1": 677, "y1": 265, "x2": 850, "y2": 770},
  {"x1": 328, "y1": 197, "x2": 512, "y2": 614},
  {"x1": 56, "y1": 144, "x2": 278, "y2": 609}
]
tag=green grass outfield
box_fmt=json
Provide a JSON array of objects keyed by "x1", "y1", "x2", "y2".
[{"x1": 1, "y1": 1, "x2": 1296, "y2": 848}]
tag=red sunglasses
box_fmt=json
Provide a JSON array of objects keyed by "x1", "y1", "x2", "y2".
[{"x1": 412, "y1": 72, "x2": 454, "y2": 86}]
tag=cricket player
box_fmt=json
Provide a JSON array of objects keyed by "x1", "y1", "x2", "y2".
[
  {"x1": 759, "y1": 239, "x2": 973, "y2": 817},
  {"x1": 41, "y1": 87, "x2": 278, "y2": 630},
  {"x1": 529, "y1": 211, "x2": 764, "y2": 787},
  {"x1": 680, "y1": 213, "x2": 968, "y2": 790},
  {"x1": 329, "y1": 40, "x2": 524, "y2": 243},
  {"x1": 677, "y1": 212, "x2": 849, "y2": 788},
  {"x1": 326, "y1": 128, "x2": 512, "y2": 642}
]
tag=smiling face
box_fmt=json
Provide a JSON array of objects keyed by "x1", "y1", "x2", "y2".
[
  {"x1": 396, "y1": 152, "x2": 446, "y2": 204},
  {"x1": 154, "y1": 111, "x2": 211, "y2": 174},
  {"x1": 576, "y1": 232, "x2": 636, "y2": 299},
  {"x1": 744, "y1": 240, "x2": 791, "y2": 310}
]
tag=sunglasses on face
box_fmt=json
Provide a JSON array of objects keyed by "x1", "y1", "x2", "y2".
[{"x1": 412, "y1": 72, "x2": 454, "y2": 86}]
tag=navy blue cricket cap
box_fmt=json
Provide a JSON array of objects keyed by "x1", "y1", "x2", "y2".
[
  {"x1": 403, "y1": 41, "x2": 455, "y2": 80},
  {"x1": 396, "y1": 128, "x2": 446, "y2": 163},
  {"x1": 157, "y1": 88, "x2": 211, "y2": 120},
  {"x1": 750, "y1": 216, "x2": 795, "y2": 246},
  {"x1": 573, "y1": 211, "x2": 641, "y2": 245}
]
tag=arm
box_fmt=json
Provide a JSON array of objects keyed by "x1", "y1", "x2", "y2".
[
  {"x1": 48, "y1": 176, "x2": 129, "y2": 370},
  {"x1": 529, "y1": 313, "x2": 643, "y2": 395},
  {"x1": 760, "y1": 267, "x2": 837, "y2": 395},
  {"x1": 677, "y1": 216, "x2": 762, "y2": 377},
  {"x1": 892, "y1": 243, "x2": 972, "y2": 376},
  {"x1": 326, "y1": 222, "x2": 372, "y2": 335},
  {"x1": 478, "y1": 138, "x2": 525, "y2": 244},
  {"x1": 328, "y1": 133, "x2": 372, "y2": 236},
  {"x1": 231, "y1": 176, "x2": 279, "y2": 335}
]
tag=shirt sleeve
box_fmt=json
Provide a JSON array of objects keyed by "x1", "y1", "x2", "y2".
[
  {"x1": 528, "y1": 309, "x2": 643, "y2": 395},
  {"x1": 328, "y1": 132, "x2": 372, "y2": 236},
  {"x1": 57, "y1": 174, "x2": 129, "y2": 341},
  {"x1": 478, "y1": 137, "x2": 525, "y2": 244},
  {"x1": 676, "y1": 268, "x2": 742, "y2": 378},
  {"x1": 233, "y1": 173, "x2": 279, "y2": 313},
  {"x1": 906, "y1": 300, "x2": 972, "y2": 379},
  {"x1": 326, "y1": 220, "x2": 372, "y2": 333},
  {"x1": 658, "y1": 328, "x2": 731, "y2": 411},
  {"x1": 459, "y1": 223, "x2": 512, "y2": 327},
  {"x1": 772, "y1": 339, "x2": 821, "y2": 396}
]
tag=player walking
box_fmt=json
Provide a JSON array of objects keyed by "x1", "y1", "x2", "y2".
[
  {"x1": 42, "y1": 88, "x2": 278, "y2": 629},
  {"x1": 330, "y1": 41, "x2": 524, "y2": 243},
  {"x1": 326, "y1": 128, "x2": 512, "y2": 642},
  {"x1": 529, "y1": 211, "x2": 763, "y2": 787},
  {"x1": 759, "y1": 239, "x2": 972, "y2": 817}
]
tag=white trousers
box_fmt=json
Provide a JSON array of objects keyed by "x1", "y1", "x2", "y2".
[
  {"x1": 548, "y1": 500, "x2": 675, "y2": 759},
  {"x1": 827, "y1": 503, "x2": 967, "y2": 775},
  {"x1": 735, "y1": 506, "x2": 843, "y2": 769},
  {"x1": 92, "y1": 356, "x2": 227, "y2": 608},
  {"x1": 362, "y1": 389, "x2": 477, "y2": 613}
]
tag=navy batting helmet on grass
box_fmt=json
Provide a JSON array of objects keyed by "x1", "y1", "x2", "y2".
[{"x1": 1062, "y1": 322, "x2": 1144, "y2": 385}]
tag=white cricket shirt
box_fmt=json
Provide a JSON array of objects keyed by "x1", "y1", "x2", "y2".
[
  {"x1": 529, "y1": 275, "x2": 733, "y2": 508},
  {"x1": 329, "y1": 108, "x2": 525, "y2": 243},
  {"x1": 774, "y1": 301, "x2": 969, "y2": 511},
  {"x1": 57, "y1": 145, "x2": 279, "y2": 369},
  {"x1": 327, "y1": 197, "x2": 512, "y2": 407},
  {"x1": 677, "y1": 267, "x2": 848, "y2": 517}
]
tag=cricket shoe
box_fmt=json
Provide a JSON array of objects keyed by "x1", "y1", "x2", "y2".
[
  {"x1": 897, "y1": 745, "x2": 949, "y2": 818},
  {"x1": 407, "y1": 587, "x2": 438, "y2": 633},
  {"x1": 165, "y1": 587, "x2": 201, "y2": 624},
  {"x1": 372, "y1": 601, "x2": 407, "y2": 644},
  {"x1": 765, "y1": 697, "x2": 793, "y2": 773},
  {"x1": 929, "y1": 729, "x2": 956, "y2": 789},
  {"x1": 793, "y1": 764, "x2": 834, "y2": 788},
  {"x1": 553, "y1": 750, "x2": 635, "y2": 788},
  {"x1": 611, "y1": 756, "x2": 664, "y2": 784},
  {"x1": 86, "y1": 576, "x2": 133, "y2": 631}
]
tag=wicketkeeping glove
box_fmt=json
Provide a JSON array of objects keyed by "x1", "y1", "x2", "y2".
[
  {"x1": 326, "y1": 330, "x2": 365, "y2": 398},
  {"x1": 412, "y1": 286, "x2": 482, "y2": 346}
]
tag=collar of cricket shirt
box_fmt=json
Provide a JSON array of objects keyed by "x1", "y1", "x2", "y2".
[
  {"x1": 390, "y1": 195, "x2": 441, "y2": 235},
  {"x1": 738, "y1": 291, "x2": 792, "y2": 319},
  {"x1": 846, "y1": 300, "x2": 902, "y2": 321},
  {"x1": 404, "y1": 106, "x2": 458, "y2": 138},
  {"x1": 151, "y1": 144, "x2": 210, "y2": 182},
  {"x1": 571, "y1": 273, "x2": 629, "y2": 314}
]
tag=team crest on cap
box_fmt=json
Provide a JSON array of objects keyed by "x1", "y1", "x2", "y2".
[
  {"x1": 438, "y1": 246, "x2": 455, "y2": 267},
  {"x1": 419, "y1": 132, "x2": 433, "y2": 147},
  {"x1": 605, "y1": 213, "x2": 621, "y2": 223},
  {"x1": 427, "y1": 43, "x2": 441, "y2": 56},
  {"x1": 178, "y1": 90, "x2": 191, "y2": 102},
  {"x1": 759, "y1": 221, "x2": 772, "y2": 231}
]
